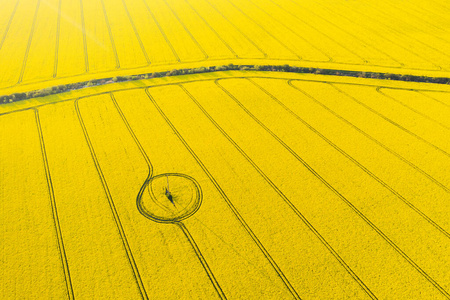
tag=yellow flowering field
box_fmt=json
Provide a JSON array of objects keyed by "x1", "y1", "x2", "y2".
[
  {"x1": 1, "y1": 0, "x2": 450, "y2": 95},
  {"x1": 1, "y1": 0, "x2": 450, "y2": 298},
  {"x1": 1, "y1": 72, "x2": 449, "y2": 299}
]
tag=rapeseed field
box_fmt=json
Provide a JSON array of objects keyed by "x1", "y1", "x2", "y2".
[
  {"x1": 1, "y1": 0, "x2": 450, "y2": 299},
  {"x1": 1, "y1": 0, "x2": 450, "y2": 95}
]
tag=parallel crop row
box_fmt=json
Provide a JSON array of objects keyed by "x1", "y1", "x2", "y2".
[{"x1": 1, "y1": 76, "x2": 448, "y2": 299}]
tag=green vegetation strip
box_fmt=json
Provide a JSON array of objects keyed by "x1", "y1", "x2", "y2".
[{"x1": 2, "y1": 64, "x2": 450, "y2": 104}]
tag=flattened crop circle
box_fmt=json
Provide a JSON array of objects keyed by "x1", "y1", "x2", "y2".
[{"x1": 137, "y1": 173, "x2": 202, "y2": 223}]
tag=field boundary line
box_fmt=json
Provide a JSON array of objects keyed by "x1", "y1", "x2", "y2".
[
  {"x1": 377, "y1": 87, "x2": 450, "y2": 130},
  {"x1": 287, "y1": 80, "x2": 450, "y2": 192},
  {"x1": 330, "y1": 83, "x2": 450, "y2": 158},
  {"x1": 242, "y1": 0, "x2": 332, "y2": 62},
  {"x1": 140, "y1": 0, "x2": 180, "y2": 62},
  {"x1": 100, "y1": 0, "x2": 120, "y2": 69},
  {"x1": 0, "y1": 0, "x2": 20, "y2": 51},
  {"x1": 4, "y1": 52, "x2": 450, "y2": 93},
  {"x1": 145, "y1": 87, "x2": 301, "y2": 300},
  {"x1": 120, "y1": 0, "x2": 151, "y2": 65},
  {"x1": 183, "y1": 0, "x2": 238, "y2": 58},
  {"x1": 247, "y1": 78, "x2": 450, "y2": 239},
  {"x1": 53, "y1": 0, "x2": 62, "y2": 78},
  {"x1": 74, "y1": 99, "x2": 148, "y2": 299},
  {"x1": 160, "y1": 0, "x2": 209, "y2": 60},
  {"x1": 2, "y1": 74, "x2": 450, "y2": 118},
  {"x1": 17, "y1": 0, "x2": 41, "y2": 84},
  {"x1": 2, "y1": 75, "x2": 450, "y2": 120},
  {"x1": 206, "y1": 81, "x2": 377, "y2": 299},
  {"x1": 34, "y1": 108, "x2": 74, "y2": 300},
  {"x1": 215, "y1": 79, "x2": 450, "y2": 299},
  {"x1": 79, "y1": 0, "x2": 89, "y2": 73}
]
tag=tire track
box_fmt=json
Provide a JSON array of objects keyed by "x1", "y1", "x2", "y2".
[
  {"x1": 213, "y1": 79, "x2": 450, "y2": 299},
  {"x1": 53, "y1": 0, "x2": 62, "y2": 78},
  {"x1": 426, "y1": 0, "x2": 450, "y2": 12},
  {"x1": 181, "y1": 82, "x2": 377, "y2": 299},
  {"x1": 330, "y1": 83, "x2": 450, "y2": 158},
  {"x1": 145, "y1": 87, "x2": 301, "y2": 300},
  {"x1": 286, "y1": 80, "x2": 450, "y2": 193},
  {"x1": 388, "y1": 1, "x2": 450, "y2": 33},
  {"x1": 377, "y1": 87, "x2": 450, "y2": 131},
  {"x1": 34, "y1": 108, "x2": 74, "y2": 300},
  {"x1": 264, "y1": 0, "x2": 368, "y2": 64},
  {"x1": 2, "y1": 75, "x2": 449, "y2": 121},
  {"x1": 183, "y1": 0, "x2": 238, "y2": 58},
  {"x1": 140, "y1": 0, "x2": 180, "y2": 62},
  {"x1": 140, "y1": 172, "x2": 202, "y2": 223},
  {"x1": 349, "y1": 0, "x2": 450, "y2": 63},
  {"x1": 416, "y1": 90, "x2": 450, "y2": 109},
  {"x1": 247, "y1": 78, "x2": 450, "y2": 239},
  {"x1": 176, "y1": 222, "x2": 227, "y2": 299},
  {"x1": 406, "y1": 1, "x2": 450, "y2": 24},
  {"x1": 0, "y1": 0, "x2": 20, "y2": 52},
  {"x1": 281, "y1": 0, "x2": 404, "y2": 69},
  {"x1": 201, "y1": 0, "x2": 267, "y2": 59},
  {"x1": 120, "y1": 0, "x2": 151, "y2": 65},
  {"x1": 377, "y1": 0, "x2": 450, "y2": 34},
  {"x1": 17, "y1": 0, "x2": 41, "y2": 84},
  {"x1": 242, "y1": 0, "x2": 332, "y2": 62},
  {"x1": 295, "y1": 0, "x2": 442, "y2": 71},
  {"x1": 160, "y1": 0, "x2": 209, "y2": 60},
  {"x1": 111, "y1": 93, "x2": 226, "y2": 299},
  {"x1": 74, "y1": 99, "x2": 147, "y2": 299},
  {"x1": 110, "y1": 93, "x2": 153, "y2": 185},
  {"x1": 114, "y1": 94, "x2": 198, "y2": 220},
  {"x1": 100, "y1": 0, "x2": 120, "y2": 69},
  {"x1": 79, "y1": 0, "x2": 89, "y2": 73},
  {"x1": 221, "y1": 0, "x2": 302, "y2": 60}
]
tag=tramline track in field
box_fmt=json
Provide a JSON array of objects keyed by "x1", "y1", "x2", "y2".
[
  {"x1": 330, "y1": 84, "x2": 450, "y2": 158},
  {"x1": 74, "y1": 99, "x2": 148, "y2": 299},
  {"x1": 111, "y1": 93, "x2": 226, "y2": 299},
  {"x1": 176, "y1": 84, "x2": 377, "y2": 299},
  {"x1": 146, "y1": 88, "x2": 301, "y2": 299},
  {"x1": 33, "y1": 108, "x2": 74, "y2": 300},
  {"x1": 376, "y1": 87, "x2": 450, "y2": 131},
  {"x1": 245, "y1": 78, "x2": 450, "y2": 238},
  {"x1": 17, "y1": 0, "x2": 41, "y2": 85},
  {"x1": 0, "y1": 0, "x2": 21, "y2": 52}
]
